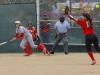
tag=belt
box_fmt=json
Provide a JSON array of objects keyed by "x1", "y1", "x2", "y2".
[
  {"x1": 59, "y1": 33, "x2": 66, "y2": 35},
  {"x1": 85, "y1": 33, "x2": 95, "y2": 36}
]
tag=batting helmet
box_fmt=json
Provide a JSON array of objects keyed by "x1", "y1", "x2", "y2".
[{"x1": 15, "y1": 21, "x2": 21, "y2": 25}]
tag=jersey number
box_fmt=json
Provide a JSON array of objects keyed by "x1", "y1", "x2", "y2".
[{"x1": 86, "y1": 21, "x2": 90, "y2": 27}]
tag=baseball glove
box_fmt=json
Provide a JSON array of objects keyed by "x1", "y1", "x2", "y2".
[
  {"x1": 33, "y1": 36, "x2": 41, "y2": 45},
  {"x1": 65, "y1": 6, "x2": 69, "y2": 14}
]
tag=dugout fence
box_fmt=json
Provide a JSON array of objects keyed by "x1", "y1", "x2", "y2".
[
  {"x1": 0, "y1": 0, "x2": 100, "y2": 53},
  {"x1": 0, "y1": 3, "x2": 37, "y2": 53},
  {"x1": 39, "y1": 0, "x2": 100, "y2": 52}
]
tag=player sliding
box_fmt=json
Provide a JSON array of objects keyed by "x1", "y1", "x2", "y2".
[
  {"x1": 11, "y1": 21, "x2": 37, "y2": 56},
  {"x1": 25, "y1": 21, "x2": 50, "y2": 56},
  {"x1": 65, "y1": 2, "x2": 100, "y2": 65}
]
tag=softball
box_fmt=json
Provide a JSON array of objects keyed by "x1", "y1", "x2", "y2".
[{"x1": 96, "y1": 4, "x2": 99, "y2": 9}]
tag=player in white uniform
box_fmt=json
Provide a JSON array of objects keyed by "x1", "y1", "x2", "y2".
[{"x1": 12, "y1": 21, "x2": 37, "y2": 56}]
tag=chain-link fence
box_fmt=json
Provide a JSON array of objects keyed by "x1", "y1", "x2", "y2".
[
  {"x1": 0, "y1": 0, "x2": 35, "y2": 4},
  {"x1": 0, "y1": 0, "x2": 100, "y2": 45},
  {"x1": 39, "y1": 0, "x2": 100, "y2": 45},
  {"x1": 0, "y1": 2, "x2": 37, "y2": 52}
]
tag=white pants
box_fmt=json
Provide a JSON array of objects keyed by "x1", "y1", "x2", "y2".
[{"x1": 20, "y1": 34, "x2": 37, "y2": 49}]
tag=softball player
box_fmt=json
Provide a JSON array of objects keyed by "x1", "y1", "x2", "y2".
[
  {"x1": 25, "y1": 21, "x2": 50, "y2": 56},
  {"x1": 12, "y1": 21, "x2": 37, "y2": 56},
  {"x1": 65, "y1": 10, "x2": 100, "y2": 65}
]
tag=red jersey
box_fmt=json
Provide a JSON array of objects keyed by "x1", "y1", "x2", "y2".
[
  {"x1": 26, "y1": 27, "x2": 37, "y2": 39},
  {"x1": 77, "y1": 19, "x2": 94, "y2": 35}
]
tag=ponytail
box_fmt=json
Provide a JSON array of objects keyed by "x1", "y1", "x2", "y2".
[{"x1": 89, "y1": 18, "x2": 93, "y2": 29}]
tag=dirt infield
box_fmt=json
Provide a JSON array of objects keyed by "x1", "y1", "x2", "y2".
[{"x1": 0, "y1": 53, "x2": 100, "y2": 75}]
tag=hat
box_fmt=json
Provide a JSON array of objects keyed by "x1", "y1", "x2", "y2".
[{"x1": 15, "y1": 21, "x2": 21, "y2": 25}]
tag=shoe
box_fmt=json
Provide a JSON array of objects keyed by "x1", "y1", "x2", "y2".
[
  {"x1": 91, "y1": 61, "x2": 96, "y2": 65},
  {"x1": 50, "y1": 51, "x2": 54, "y2": 54},
  {"x1": 43, "y1": 49, "x2": 46, "y2": 55},
  {"x1": 65, "y1": 52, "x2": 68, "y2": 55},
  {"x1": 24, "y1": 54, "x2": 30, "y2": 56},
  {"x1": 47, "y1": 52, "x2": 50, "y2": 56}
]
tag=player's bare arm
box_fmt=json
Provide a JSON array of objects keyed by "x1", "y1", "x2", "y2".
[{"x1": 79, "y1": 1, "x2": 86, "y2": 13}]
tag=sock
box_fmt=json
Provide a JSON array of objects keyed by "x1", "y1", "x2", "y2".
[
  {"x1": 24, "y1": 47, "x2": 30, "y2": 54},
  {"x1": 37, "y1": 42, "x2": 44, "y2": 51},
  {"x1": 37, "y1": 42, "x2": 49, "y2": 54},
  {"x1": 27, "y1": 46, "x2": 32, "y2": 54},
  {"x1": 88, "y1": 51, "x2": 95, "y2": 61},
  {"x1": 99, "y1": 50, "x2": 100, "y2": 53}
]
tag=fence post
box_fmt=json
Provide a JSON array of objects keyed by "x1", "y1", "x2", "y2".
[{"x1": 36, "y1": 0, "x2": 40, "y2": 36}]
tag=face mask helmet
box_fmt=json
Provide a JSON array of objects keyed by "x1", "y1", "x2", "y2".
[
  {"x1": 59, "y1": 15, "x2": 65, "y2": 23},
  {"x1": 28, "y1": 21, "x2": 33, "y2": 28}
]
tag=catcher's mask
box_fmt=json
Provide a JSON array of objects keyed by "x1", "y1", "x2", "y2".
[{"x1": 28, "y1": 21, "x2": 33, "y2": 28}]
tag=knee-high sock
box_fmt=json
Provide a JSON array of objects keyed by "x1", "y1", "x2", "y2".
[
  {"x1": 24, "y1": 42, "x2": 32, "y2": 54},
  {"x1": 24, "y1": 47, "x2": 30, "y2": 54},
  {"x1": 88, "y1": 51, "x2": 95, "y2": 61},
  {"x1": 27, "y1": 46, "x2": 32, "y2": 54},
  {"x1": 37, "y1": 42, "x2": 49, "y2": 53}
]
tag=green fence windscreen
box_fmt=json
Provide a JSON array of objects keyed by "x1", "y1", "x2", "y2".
[
  {"x1": 0, "y1": 4, "x2": 37, "y2": 53},
  {"x1": 44, "y1": 27, "x2": 100, "y2": 52}
]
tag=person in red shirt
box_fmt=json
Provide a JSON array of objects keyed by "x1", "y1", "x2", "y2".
[
  {"x1": 65, "y1": 9, "x2": 100, "y2": 65},
  {"x1": 40, "y1": 14, "x2": 50, "y2": 43},
  {"x1": 25, "y1": 21, "x2": 50, "y2": 56}
]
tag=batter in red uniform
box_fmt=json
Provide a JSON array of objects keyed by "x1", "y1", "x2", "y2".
[
  {"x1": 65, "y1": 11, "x2": 100, "y2": 65},
  {"x1": 25, "y1": 21, "x2": 50, "y2": 56}
]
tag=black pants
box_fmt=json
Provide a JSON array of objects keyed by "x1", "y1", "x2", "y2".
[{"x1": 85, "y1": 33, "x2": 100, "y2": 52}]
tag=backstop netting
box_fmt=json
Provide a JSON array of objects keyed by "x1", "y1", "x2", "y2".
[{"x1": 39, "y1": 0, "x2": 100, "y2": 52}]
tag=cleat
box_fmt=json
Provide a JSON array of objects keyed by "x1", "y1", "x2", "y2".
[
  {"x1": 65, "y1": 52, "x2": 68, "y2": 55},
  {"x1": 91, "y1": 61, "x2": 96, "y2": 65},
  {"x1": 47, "y1": 52, "x2": 50, "y2": 56},
  {"x1": 43, "y1": 49, "x2": 46, "y2": 54},
  {"x1": 50, "y1": 51, "x2": 54, "y2": 54},
  {"x1": 24, "y1": 54, "x2": 30, "y2": 56}
]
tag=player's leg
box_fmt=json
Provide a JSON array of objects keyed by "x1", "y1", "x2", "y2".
[
  {"x1": 92, "y1": 34, "x2": 100, "y2": 53},
  {"x1": 24, "y1": 42, "x2": 33, "y2": 55},
  {"x1": 20, "y1": 38, "x2": 31, "y2": 56},
  {"x1": 37, "y1": 42, "x2": 50, "y2": 56},
  {"x1": 85, "y1": 35, "x2": 96, "y2": 65},
  {"x1": 27, "y1": 35, "x2": 37, "y2": 48},
  {"x1": 62, "y1": 35, "x2": 68, "y2": 55}
]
